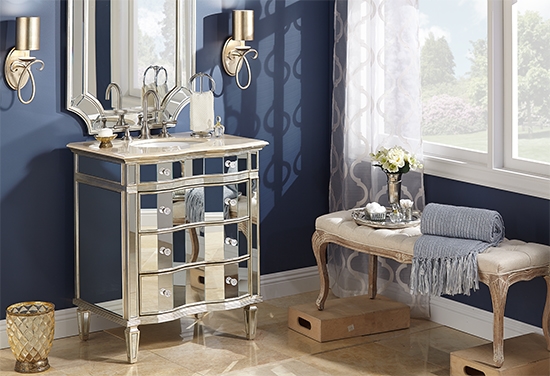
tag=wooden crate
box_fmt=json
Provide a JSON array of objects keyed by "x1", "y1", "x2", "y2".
[
  {"x1": 451, "y1": 333, "x2": 550, "y2": 376},
  {"x1": 288, "y1": 294, "x2": 410, "y2": 342}
]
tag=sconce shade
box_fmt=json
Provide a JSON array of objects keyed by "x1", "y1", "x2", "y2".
[
  {"x1": 5, "y1": 15, "x2": 44, "y2": 103},
  {"x1": 233, "y1": 10, "x2": 254, "y2": 41},
  {"x1": 16, "y1": 17, "x2": 40, "y2": 51}
]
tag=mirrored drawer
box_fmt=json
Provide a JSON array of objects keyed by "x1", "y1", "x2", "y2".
[
  {"x1": 139, "y1": 261, "x2": 249, "y2": 315},
  {"x1": 140, "y1": 183, "x2": 251, "y2": 230},
  {"x1": 138, "y1": 153, "x2": 256, "y2": 183},
  {"x1": 139, "y1": 222, "x2": 249, "y2": 273}
]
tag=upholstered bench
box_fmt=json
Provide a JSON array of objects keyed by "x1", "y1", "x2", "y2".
[{"x1": 312, "y1": 210, "x2": 550, "y2": 368}]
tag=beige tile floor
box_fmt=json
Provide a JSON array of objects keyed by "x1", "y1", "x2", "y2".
[{"x1": 0, "y1": 291, "x2": 488, "y2": 375}]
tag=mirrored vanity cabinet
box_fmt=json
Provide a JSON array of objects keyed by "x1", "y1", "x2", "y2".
[{"x1": 67, "y1": 135, "x2": 268, "y2": 363}]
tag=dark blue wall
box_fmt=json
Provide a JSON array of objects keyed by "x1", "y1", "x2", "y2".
[
  {"x1": 0, "y1": 0, "x2": 548, "y2": 332},
  {"x1": 195, "y1": 0, "x2": 333, "y2": 274}
]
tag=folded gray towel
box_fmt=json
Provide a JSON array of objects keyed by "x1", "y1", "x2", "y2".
[{"x1": 411, "y1": 203, "x2": 505, "y2": 296}]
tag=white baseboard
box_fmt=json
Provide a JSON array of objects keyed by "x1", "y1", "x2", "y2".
[
  {"x1": 260, "y1": 266, "x2": 321, "y2": 300},
  {"x1": 429, "y1": 294, "x2": 543, "y2": 341},
  {"x1": 0, "y1": 266, "x2": 541, "y2": 349},
  {"x1": 379, "y1": 277, "x2": 543, "y2": 341}
]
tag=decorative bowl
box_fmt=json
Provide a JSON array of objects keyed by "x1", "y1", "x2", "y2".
[{"x1": 94, "y1": 134, "x2": 117, "y2": 148}]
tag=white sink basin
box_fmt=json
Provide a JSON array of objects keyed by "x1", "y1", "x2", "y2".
[{"x1": 130, "y1": 138, "x2": 204, "y2": 149}]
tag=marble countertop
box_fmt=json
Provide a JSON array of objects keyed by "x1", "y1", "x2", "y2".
[{"x1": 67, "y1": 132, "x2": 268, "y2": 163}]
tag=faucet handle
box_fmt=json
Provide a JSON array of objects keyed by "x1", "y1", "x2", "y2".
[{"x1": 159, "y1": 120, "x2": 176, "y2": 138}]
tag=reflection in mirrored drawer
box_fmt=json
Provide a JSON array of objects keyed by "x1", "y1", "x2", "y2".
[
  {"x1": 184, "y1": 185, "x2": 249, "y2": 224},
  {"x1": 139, "y1": 262, "x2": 249, "y2": 315},
  {"x1": 137, "y1": 153, "x2": 254, "y2": 184},
  {"x1": 140, "y1": 184, "x2": 249, "y2": 230},
  {"x1": 140, "y1": 268, "x2": 204, "y2": 315},
  {"x1": 140, "y1": 234, "x2": 177, "y2": 273},
  {"x1": 189, "y1": 261, "x2": 248, "y2": 301},
  {"x1": 139, "y1": 222, "x2": 249, "y2": 273},
  {"x1": 140, "y1": 161, "x2": 183, "y2": 182}
]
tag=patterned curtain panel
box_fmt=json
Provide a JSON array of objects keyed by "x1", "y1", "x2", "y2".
[{"x1": 329, "y1": 0, "x2": 429, "y2": 317}]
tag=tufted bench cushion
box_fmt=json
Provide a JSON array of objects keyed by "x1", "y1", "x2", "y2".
[
  {"x1": 478, "y1": 240, "x2": 550, "y2": 275},
  {"x1": 312, "y1": 210, "x2": 550, "y2": 368},
  {"x1": 316, "y1": 210, "x2": 550, "y2": 275},
  {"x1": 315, "y1": 210, "x2": 419, "y2": 257}
]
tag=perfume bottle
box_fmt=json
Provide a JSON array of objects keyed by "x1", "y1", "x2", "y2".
[
  {"x1": 213, "y1": 116, "x2": 225, "y2": 138},
  {"x1": 389, "y1": 203, "x2": 403, "y2": 223}
]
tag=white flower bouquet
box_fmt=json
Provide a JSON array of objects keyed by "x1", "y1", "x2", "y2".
[{"x1": 370, "y1": 146, "x2": 423, "y2": 174}]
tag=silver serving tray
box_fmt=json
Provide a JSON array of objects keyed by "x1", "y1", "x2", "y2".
[{"x1": 351, "y1": 208, "x2": 421, "y2": 229}]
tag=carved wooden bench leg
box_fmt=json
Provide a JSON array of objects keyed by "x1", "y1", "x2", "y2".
[
  {"x1": 312, "y1": 231, "x2": 329, "y2": 311},
  {"x1": 189, "y1": 226, "x2": 200, "y2": 262},
  {"x1": 369, "y1": 255, "x2": 377, "y2": 299},
  {"x1": 486, "y1": 275, "x2": 510, "y2": 368},
  {"x1": 544, "y1": 275, "x2": 550, "y2": 351}
]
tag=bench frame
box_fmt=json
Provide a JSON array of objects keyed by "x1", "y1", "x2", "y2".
[{"x1": 312, "y1": 229, "x2": 550, "y2": 368}]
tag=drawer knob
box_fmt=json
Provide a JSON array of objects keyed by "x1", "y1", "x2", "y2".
[
  {"x1": 159, "y1": 288, "x2": 172, "y2": 297},
  {"x1": 224, "y1": 198, "x2": 237, "y2": 206},
  {"x1": 159, "y1": 247, "x2": 172, "y2": 256},
  {"x1": 159, "y1": 206, "x2": 171, "y2": 215},
  {"x1": 226, "y1": 277, "x2": 238, "y2": 286},
  {"x1": 159, "y1": 168, "x2": 171, "y2": 177},
  {"x1": 225, "y1": 237, "x2": 238, "y2": 246},
  {"x1": 225, "y1": 160, "x2": 237, "y2": 169}
]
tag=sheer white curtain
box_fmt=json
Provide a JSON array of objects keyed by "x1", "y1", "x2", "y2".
[{"x1": 329, "y1": 0, "x2": 428, "y2": 316}]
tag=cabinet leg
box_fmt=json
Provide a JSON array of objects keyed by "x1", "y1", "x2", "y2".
[
  {"x1": 124, "y1": 326, "x2": 140, "y2": 364},
  {"x1": 192, "y1": 313, "x2": 204, "y2": 344},
  {"x1": 244, "y1": 305, "x2": 258, "y2": 340},
  {"x1": 76, "y1": 308, "x2": 90, "y2": 341}
]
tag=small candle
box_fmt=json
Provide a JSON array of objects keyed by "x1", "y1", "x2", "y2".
[{"x1": 98, "y1": 128, "x2": 113, "y2": 138}]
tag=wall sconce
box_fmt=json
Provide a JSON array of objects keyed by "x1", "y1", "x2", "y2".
[
  {"x1": 4, "y1": 17, "x2": 44, "y2": 105},
  {"x1": 222, "y1": 10, "x2": 258, "y2": 90}
]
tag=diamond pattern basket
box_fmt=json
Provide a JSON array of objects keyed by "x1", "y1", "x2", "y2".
[{"x1": 6, "y1": 301, "x2": 55, "y2": 373}]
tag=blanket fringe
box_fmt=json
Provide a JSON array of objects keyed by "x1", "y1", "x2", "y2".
[{"x1": 410, "y1": 252, "x2": 479, "y2": 296}]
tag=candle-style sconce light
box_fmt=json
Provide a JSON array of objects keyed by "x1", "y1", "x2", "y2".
[
  {"x1": 4, "y1": 17, "x2": 45, "y2": 105},
  {"x1": 222, "y1": 10, "x2": 258, "y2": 90}
]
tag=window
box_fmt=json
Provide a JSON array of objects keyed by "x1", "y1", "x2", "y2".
[
  {"x1": 110, "y1": 0, "x2": 177, "y2": 107},
  {"x1": 506, "y1": 0, "x2": 550, "y2": 174},
  {"x1": 420, "y1": 0, "x2": 550, "y2": 199},
  {"x1": 130, "y1": 0, "x2": 176, "y2": 98}
]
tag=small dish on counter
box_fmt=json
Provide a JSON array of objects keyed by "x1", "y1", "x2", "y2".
[{"x1": 94, "y1": 134, "x2": 117, "y2": 148}]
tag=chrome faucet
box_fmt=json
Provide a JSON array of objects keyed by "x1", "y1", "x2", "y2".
[
  {"x1": 105, "y1": 82, "x2": 122, "y2": 110},
  {"x1": 140, "y1": 89, "x2": 160, "y2": 139},
  {"x1": 105, "y1": 82, "x2": 130, "y2": 139}
]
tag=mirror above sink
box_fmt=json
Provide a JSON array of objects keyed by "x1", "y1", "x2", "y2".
[{"x1": 67, "y1": 0, "x2": 196, "y2": 135}]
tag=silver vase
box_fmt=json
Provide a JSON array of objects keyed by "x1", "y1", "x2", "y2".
[{"x1": 386, "y1": 172, "x2": 402, "y2": 207}]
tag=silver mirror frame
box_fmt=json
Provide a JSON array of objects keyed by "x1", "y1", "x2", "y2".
[{"x1": 66, "y1": 0, "x2": 196, "y2": 135}]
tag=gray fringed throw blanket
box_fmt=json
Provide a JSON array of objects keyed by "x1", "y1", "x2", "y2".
[{"x1": 410, "y1": 203, "x2": 505, "y2": 296}]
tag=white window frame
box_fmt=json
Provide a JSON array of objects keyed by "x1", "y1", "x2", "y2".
[
  {"x1": 110, "y1": 1, "x2": 141, "y2": 108},
  {"x1": 423, "y1": 0, "x2": 550, "y2": 200}
]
